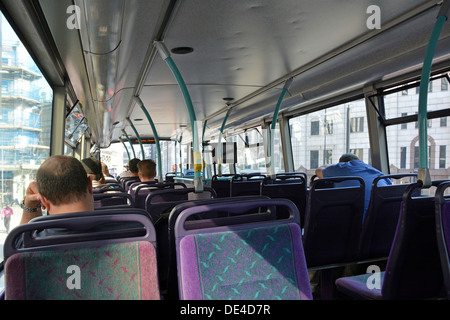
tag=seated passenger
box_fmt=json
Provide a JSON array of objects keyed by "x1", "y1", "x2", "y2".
[
  {"x1": 129, "y1": 159, "x2": 157, "y2": 194},
  {"x1": 119, "y1": 158, "x2": 141, "y2": 178},
  {"x1": 19, "y1": 155, "x2": 94, "y2": 226},
  {"x1": 315, "y1": 153, "x2": 391, "y2": 217},
  {"x1": 81, "y1": 156, "x2": 107, "y2": 189},
  {"x1": 138, "y1": 159, "x2": 157, "y2": 182}
]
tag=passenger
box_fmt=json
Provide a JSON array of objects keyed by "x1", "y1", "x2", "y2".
[
  {"x1": 315, "y1": 153, "x2": 391, "y2": 217},
  {"x1": 129, "y1": 159, "x2": 157, "y2": 195},
  {"x1": 119, "y1": 158, "x2": 140, "y2": 178},
  {"x1": 81, "y1": 156, "x2": 106, "y2": 189},
  {"x1": 101, "y1": 162, "x2": 114, "y2": 178},
  {"x1": 19, "y1": 155, "x2": 94, "y2": 225},
  {"x1": 137, "y1": 159, "x2": 157, "y2": 182}
]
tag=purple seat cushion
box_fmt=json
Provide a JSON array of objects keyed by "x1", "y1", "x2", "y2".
[
  {"x1": 178, "y1": 223, "x2": 312, "y2": 300},
  {"x1": 5, "y1": 241, "x2": 160, "y2": 300},
  {"x1": 335, "y1": 272, "x2": 384, "y2": 300}
]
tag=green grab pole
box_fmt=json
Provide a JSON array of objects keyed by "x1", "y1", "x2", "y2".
[
  {"x1": 136, "y1": 97, "x2": 163, "y2": 182},
  {"x1": 122, "y1": 130, "x2": 136, "y2": 159},
  {"x1": 121, "y1": 139, "x2": 131, "y2": 162},
  {"x1": 155, "y1": 41, "x2": 203, "y2": 192},
  {"x1": 128, "y1": 118, "x2": 145, "y2": 160},
  {"x1": 417, "y1": 9, "x2": 448, "y2": 187},
  {"x1": 217, "y1": 109, "x2": 231, "y2": 177},
  {"x1": 268, "y1": 78, "x2": 293, "y2": 178},
  {"x1": 202, "y1": 120, "x2": 208, "y2": 181}
]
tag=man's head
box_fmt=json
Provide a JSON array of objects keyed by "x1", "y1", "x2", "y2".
[
  {"x1": 339, "y1": 153, "x2": 360, "y2": 163},
  {"x1": 137, "y1": 159, "x2": 156, "y2": 181},
  {"x1": 101, "y1": 162, "x2": 110, "y2": 176},
  {"x1": 37, "y1": 155, "x2": 93, "y2": 207},
  {"x1": 81, "y1": 157, "x2": 103, "y2": 181},
  {"x1": 128, "y1": 158, "x2": 141, "y2": 176}
]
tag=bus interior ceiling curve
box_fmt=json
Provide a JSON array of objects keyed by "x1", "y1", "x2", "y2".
[{"x1": 1, "y1": 0, "x2": 449, "y2": 148}]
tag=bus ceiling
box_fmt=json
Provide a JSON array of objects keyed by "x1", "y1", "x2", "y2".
[{"x1": 1, "y1": 0, "x2": 450, "y2": 149}]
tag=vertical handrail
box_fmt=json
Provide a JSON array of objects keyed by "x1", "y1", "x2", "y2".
[
  {"x1": 155, "y1": 41, "x2": 203, "y2": 192},
  {"x1": 120, "y1": 139, "x2": 131, "y2": 162},
  {"x1": 217, "y1": 109, "x2": 231, "y2": 177},
  {"x1": 417, "y1": 1, "x2": 449, "y2": 187},
  {"x1": 127, "y1": 118, "x2": 145, "y2": 160},
  {"x1": 135, "y1": 97, "x2": 163, "y2": 182},
  {"x1": 122, "y1": 129, "x2": 136, "y2": 159},
  {"x1": 268, "y1": 78, "x2": 293, "y2": 178}
]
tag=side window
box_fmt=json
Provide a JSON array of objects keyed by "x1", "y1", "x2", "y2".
[{"x1": 0, "y1": 14, "x2": 53, "y2": 263}]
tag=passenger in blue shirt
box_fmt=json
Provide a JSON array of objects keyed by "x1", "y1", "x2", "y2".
[{"x1": 315, "y1": 153, "x2": 391, "y2": 218}]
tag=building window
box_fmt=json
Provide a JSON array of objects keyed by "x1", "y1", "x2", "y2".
[
  {"x1": 442, "y1": 78, "x2": 448, "y2": 91},
  {"x1": 310, "y1": 150, "x2": 319, "y2": 169},
  {"x1": 400, "y1": 147, "x2": 407, "y2": 169},
  {"x1": 323, "y1": 149, "x2": 333, "y2": 165},
  {"x1": 440, "y1": 145, "x2": 446, "y2": 169},
  {"x1": 414, "y1": 146, "x2": 432, "y2": 169},
  {"x1": 350, "y1": 148, "x2": 364, "y2": 161},
  {"x1": 311, "y1": 121, "x2": 320, "y2": 136},
  {"x1": 350, "y1": 117, "x2": 364, "y2": 133},
  {"x1": 325, "y1": 120, "x2": 333, "y2": 135},
  {"x1": 441, "y1": 117, "x2": 447, "y2": 127},
  {"x1": 401, "y1": 113, "x2": 407, "y2": 130}
]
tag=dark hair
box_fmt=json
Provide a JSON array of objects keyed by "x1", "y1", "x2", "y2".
[
  {"x1": 37, "y1": 156, "x2": 90, "y2": 206},
  {"x1": 81, "y1": 157, "x2": 103, "y2": 180},
  {"x1": 339, "y1": 153, "x2": 360, "y2": 162},
  {"x1": 128, "y1": 158, "x2": 141, "y2": 174},
  {"x1": 137, "y1": 159, "x2": 156, "y2": 178}
]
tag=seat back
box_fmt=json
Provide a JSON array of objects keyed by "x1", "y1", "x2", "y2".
[
  {"x1": 358, "y1": 174, "x2": 418, "y2": 260},
  {"x1": 381, "y1": 181, "x2": 446, "y2": 300},
  {"x1": 435, "y1": 181, "x2": 450, "y2": 299},
  {"x1": 145, "y1": 187, "x2": 217, "y2": 223},
  {"x1": 3, "y1": 209, "x2": 160, "y2": 300},
  {"x1": 174, "y1": 198, "x2": 312, "y2": 300},
  {"x1": 93, "y1": 192, "x2": 135, "y2": 208},
  {"x1": 261, "y1": 176, "x2": 307, "y2": 226},
  {"x1": 303, "y1": 176, "x2": 365, "y2": 267},
  {"x1": 211, "y1": 174, "x2": 235, "y2": 198},
  {"x1": 133, "y1": 182, "x2": 186, "y2": 209},
  {"x1": 230, "y1": 174, "x2": 265, "y2": 197}
]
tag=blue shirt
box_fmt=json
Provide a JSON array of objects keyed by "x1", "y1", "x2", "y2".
[{"x1": 322, "y1": 160, "x2": 391, "y2": 217}]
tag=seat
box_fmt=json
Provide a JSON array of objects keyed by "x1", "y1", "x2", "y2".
[
  {"x1": 211, "y1": 174, "x2": 236, "y2": 198},
  {"x1": 358, "y1": 174, "x2": 418, "y2": 261},
  {"x1": 93, "y1": 192, "x2": 135, "y2": 208},
  {"x1": 260, "y1": 175, "x2": 307, "y2": 227},
  {"x1": 303, "y1": 176, "x2": 365, "y2": 268},
  {"x1": 3, "y1": 209, "x2": 160, "y2": 300},
  {"x1": 133, "y1": 182, "x2": 186, "y2": 209},
  {"x1": 145, "y1": 187, "x2": 217, "y2": 223},
  {"x1": 335, "y1": 181, "x2": 447, "y2": 300},
  {"x1": 230, "y1": 174, "x2": 265, "y2": 197},
  {"x1": 174, "y1": 198, "x2": 312, "y2": 300},
  {"x1": 435, "y1": 180, "x2": 450, "y2": 299},
  {"x1": 164, "y1": 195, "x2": 272, "y2": 299}
]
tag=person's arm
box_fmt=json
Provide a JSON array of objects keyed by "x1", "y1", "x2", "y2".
[
  {"x1": 20, "y1": 181, "x2": 43, "y2": 225},
  {"x1": 315, "y1": 166, "x2": 328, "y2": 179}
]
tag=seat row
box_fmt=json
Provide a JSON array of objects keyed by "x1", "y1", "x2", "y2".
[{"x1": 1, "y1": 197, "x2": 311, "y2": 300}]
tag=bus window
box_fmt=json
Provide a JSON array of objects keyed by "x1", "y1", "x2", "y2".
[
  {"x1": 100, "y1": 140, "x2": 176, "y2": 179},
  {"x1": 384, "y1": 75, "x2": 450, "y2": 182},
  {"x1": 289, "y1": 99, "x2": 369, "y2": 182},
  {"x1": 0, "y1": 13, "x2": 53, "y2": 263}
]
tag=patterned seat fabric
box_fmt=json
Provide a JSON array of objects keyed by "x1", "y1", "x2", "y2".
[
  {"x1": 179, "y1": 223, "x2": 311, "y2": 300},
  {"x1": 5, "y1": 241, "x2": 160, "y2": 300}
]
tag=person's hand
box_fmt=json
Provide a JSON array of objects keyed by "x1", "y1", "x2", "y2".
[{"x1": 24, "y1": 181, "x2": 42, "y2": 209}]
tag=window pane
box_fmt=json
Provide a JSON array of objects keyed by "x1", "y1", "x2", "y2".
[
  {"x1": 0, "y1": 14, "x2": 53, "y2": 263},
  {"x1": 290, "y1": 98, "x2": 369, "y2": 181},
  {"x1": 384, "y1": 76, "x2": 450, "y2": 180}
]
